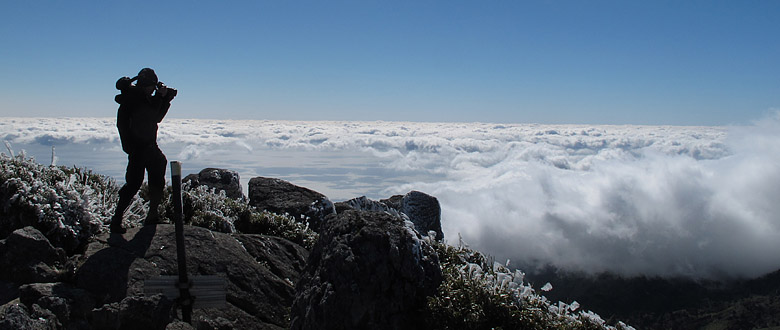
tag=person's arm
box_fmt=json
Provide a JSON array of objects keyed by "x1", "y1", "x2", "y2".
[
  {"x1": 116, "y1": 94, "x2": 134, "y2": 154},
  {"x1": 153, "y1": 84, "x2": 176, "y2": 123},
  {"x1": 156, "y1": 99, "x2": 171, "y2": 123}
]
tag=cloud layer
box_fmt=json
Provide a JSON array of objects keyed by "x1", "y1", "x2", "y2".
[{"x1": 4, "y1": 116, "x2": 780, "y2": 279}]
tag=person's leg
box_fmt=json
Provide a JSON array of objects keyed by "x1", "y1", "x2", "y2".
[
  {"x1": 112, "y1": 153, "x2": 145, "y2": 233},
  {"x1": 144, "y1": 147, "x2": 168, "y2": 225}
]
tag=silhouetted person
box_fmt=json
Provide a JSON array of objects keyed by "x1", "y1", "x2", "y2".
[{"x1": 111, "y1": 68, "x2": 177, "y2": 234}]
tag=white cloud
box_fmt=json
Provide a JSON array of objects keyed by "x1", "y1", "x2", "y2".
[{"x1": 5, "y1": 115, "x2": 780, "y2": 279}]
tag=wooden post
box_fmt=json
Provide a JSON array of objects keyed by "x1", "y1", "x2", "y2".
[
  {"x1": 144, "y1": 161, "x2": 226, "y2": 314},
  {"x1": 170, "y1": 161, "x2": 193, "y2": 323}
]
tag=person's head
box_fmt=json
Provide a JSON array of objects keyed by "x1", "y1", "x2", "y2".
[{"x1": 136, "y1": 68, "x2": 158, "y2": 88}]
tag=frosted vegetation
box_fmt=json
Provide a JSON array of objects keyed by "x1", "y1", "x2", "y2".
[
  {"x1": 425, "y1": 237, "x2": 634, "y2": 329},
  {"x1": 0, "y1": 148, "x2": 115, "y2": 253},
  {"x1": 0, "y1": 149, "x2": 633, "y2": 329},
  {"x1": 0, "y1": 149, "x2": 316, "y2": 250}
]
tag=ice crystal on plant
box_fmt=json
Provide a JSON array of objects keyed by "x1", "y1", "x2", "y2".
[
  {"x1": 426, "y1": 239, "x2": 634, "y2": 329},
  {"x1": 0, "y1": 148, "x2": 119, "y2": 252}
]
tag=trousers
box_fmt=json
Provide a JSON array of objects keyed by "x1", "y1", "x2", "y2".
[{"x1": 114, "y1": 145, "x2": 167, "y2": 220}]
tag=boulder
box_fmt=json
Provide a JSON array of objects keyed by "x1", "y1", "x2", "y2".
[
  {"x1": 233, "y1": 235, "x2": 309, "y2": 283},
  {"x1": 75, "y1": 225, "x2": 307, "y2": 328},
  {"x1": 118, "y1": 295, "x2": 175, "y2": 330},
  {"x1": 90, "y1": 302, "x2": 120, "y2": 330},
  {"x1": 0, "y1": 226, "x2": 67, "y2": 284},
  {"x1": 290, "y1": 210, "x2": 442, "y2": 330},
  {"x1": 0, "y1": 303, "x2": 58, "y2": 330},
  {"x1": 0, "y1": 281, "x2": 17, "y2": 306},
  {"x1": 379, "y1": 195, "x2": 403, "y2": 211},
  {"x1": 401, "y1": 191, "x2": 444, "y2": 241},
  {"x1": 248, "y1": 177, "x2": 335, "y2": 232},
  {"x1": 90, "y1": 295, "x2": 174, "y2": 330},
  {"x1": 18, "y1": 282, "x2": 94, "y2": 325},
  {"x1": 184, "y1": 168, "x2": 243, "y2": 200},
  {"x1": 345, "y1": 192, "x2": 444, "y2": 241},
  {"x1": 164, "y1": 320, "x2": 196, "y2": 330},
  {"x1": 335, "y1": 196, "x2": 396, "y2": 215}
]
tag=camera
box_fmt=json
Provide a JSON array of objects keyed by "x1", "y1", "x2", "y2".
[
  {"x1": 166, "y1": 87, "x2": 178, "y2": 98},
  {"x1": 156, "y1": 82, "x2": 177, "y2": 98}
]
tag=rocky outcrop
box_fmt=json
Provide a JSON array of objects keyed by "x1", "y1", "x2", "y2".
[
  {"x1": 290, "y1": 210, "x2": 442, "y2": 330},
  {"x1": 380, "y1": 195, "x2": 403, "y2": 211},
  {"x1": 338, "y1": 191, "x2": 444, "y2": 241},
  {"x1": 1, "y1": 161, "x2": 451, "y2": 329},
  {"x1": 0, "y1": 302, "x2": 59, "y2": 330},
  {"x1": 248, "y1": 177, "x2": 335, "y2": 232},
  {"x1": 90, "y1": 294, "x2": 174, "y2": 330},
  {"x1": 334, "y1": 196, "x2": 405, "y2": 219},
  {"x1": 19, "y1": 282, "x2": 94, "y2": 328},
  {"x1": 0, "y1": 224, "x2": 309, "y2": 329},
  {"x1": 401, "y1": 191, "x2": 444, "y2": 241},
  {"x1": 184, "y1": 168, "x2": 243, "y2": 200},
  {"x1": 0, "y1": 226, "x2": 68, "y2": 284},
  {"x1": 75, "y1": 225, "x2": 307, "y2": 328}
]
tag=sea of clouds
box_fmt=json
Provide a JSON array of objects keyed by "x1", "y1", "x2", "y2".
[{"x1": 2, "y1": 115, "x2": 779, "y2": 279}]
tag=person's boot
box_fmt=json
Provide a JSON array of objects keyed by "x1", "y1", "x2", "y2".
[
  {"x1": 111, "y1": 192, "x2": 132, "y2": 234},
  {"x1": 144, "y1": 188, "x2": 162, "y2": 226},
  {"x1": 110, "y1": 214, "x2": 126, "y2": 234}
]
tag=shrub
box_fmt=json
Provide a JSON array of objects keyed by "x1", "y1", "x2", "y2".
[
  {"x1": 233, "y1": 209, "x2": 318, "y2": 249},
  {"x1": 0, "y1": 151, "x2": 120, "y2": 253},
  {"x1": 424, "y1": 238, "x2": 634, "y2": 330},
  {"x1": 151, "y1": 181, "x2": 317, "y2": 249}
]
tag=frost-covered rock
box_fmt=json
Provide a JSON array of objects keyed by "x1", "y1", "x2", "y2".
[
  {"x1": 354, "y1": 191, "x2": 443, "y2": 241},
  {"x1": 334, "y1": 196, "x2": 407, "y2": 220},
  {"x1": 248, "y1": 177, "x2": 335, "y2": 232},
  {"x1": 401, "y1": 191, "x2": 443, "y2": 241},
  {"x1": 183, "y1": 168, "x2": 243, "y2": 200},
  {"x1": 290, "y1": 210, "x2": 442, "y2": 330}
]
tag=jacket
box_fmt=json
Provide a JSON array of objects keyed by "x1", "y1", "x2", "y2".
[{"x1": 115, "y1": 84, "x2": 174, "y2": 154}]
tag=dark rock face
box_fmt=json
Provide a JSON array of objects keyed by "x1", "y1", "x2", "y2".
[
  {"x1": 184, "y1": 168, "x2": 243, "y2": 200},
  {"x1": 19, "y1": 282, "x2": 94, "y2": 325},
  {"x1": 89, "y1": 294, "x2": 174, "y2": 330},
  {"x1": 233, "y1": 235, "x2": 309, "y2": 284},
  {"x1": 290, "y1": 210, "x2": 442, "y2": 330},
  {"x1": 0, "y1": 223, "x2": 308, "y2": 329},
  {"x1": 340, "y1": 192, "x2": 443, "y2": 241},
  {"x1": 0, "y1": 226, "x2": 67, "y2": 284},
  {"x1": 248, "y1": 177, "x2": 335, "y2": 232},
  {"x1": 74, "y1": 225, "x2": 308, "y2": 329},
  {"x1": 401, "y1": 191, "x2": 444, "y2": 241},
  {"x1": 380, "y1": 195, "x2": 403, "y2": 211},
  {"x1": 118, "y1": 295, "x2": 175, "y2": 330},
  {"x1": 0, "y1": 303, "x2": 58, "y2": 330}
]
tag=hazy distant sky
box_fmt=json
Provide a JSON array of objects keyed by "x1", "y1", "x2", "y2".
[{"x1": 1, "y1": 1, "x2": 777, "y2": 125}]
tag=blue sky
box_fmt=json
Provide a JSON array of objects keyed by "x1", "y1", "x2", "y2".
[{"x1": 1, "y1": 1, "x2": 778, "y2": 125}]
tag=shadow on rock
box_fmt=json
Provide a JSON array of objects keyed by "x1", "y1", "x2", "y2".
[{"x1": 76, "y1": 225, "x2": 157, "y2": 304}]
